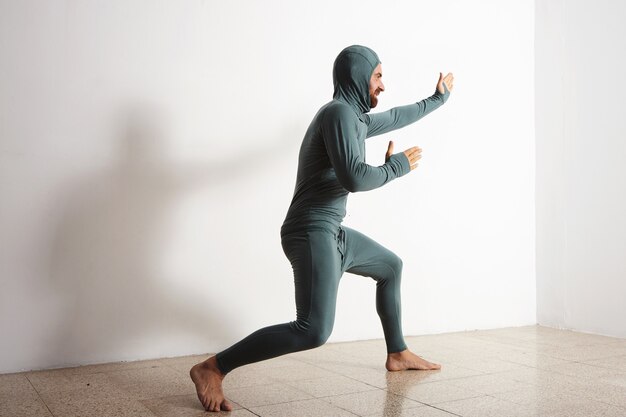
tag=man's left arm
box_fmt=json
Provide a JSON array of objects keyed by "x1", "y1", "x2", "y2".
[{"x1": 365, "y1": 73, "x2": 453, "y2": 138}]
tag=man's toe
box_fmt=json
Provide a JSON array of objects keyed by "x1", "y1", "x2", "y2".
[{"x1": 208, "y1": 399, "x2": 216, "y2": 412}]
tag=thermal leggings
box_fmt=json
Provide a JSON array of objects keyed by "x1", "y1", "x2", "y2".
[{"x1": 215, "y1": 226, "x2": 408, "y2": 375}]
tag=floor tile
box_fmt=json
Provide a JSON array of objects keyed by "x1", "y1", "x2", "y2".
[
  {"x1": 222, "y1": 366, "x2": 282, "y2": 389},
  {"x1": 38, "y1": 384, "x2": 155, "y2": 417},
  {"x1": 311, "y1": 361, "x2": 392, "y2": 388},
  {"x1": 492, "y1": 367, "x2": 579, "y2": 388},
  {"x1": 257, "y1": 361, "x2": 338, "y2": 382},
  {"x1": 597, "y1": 371, "x2": 626, "y2": 388},
  {"x1": 564, "y1": 379, "x2": 626, "y2": 409},
  {"x1": 383, "y1": 369, "x2": 441, "y2": 387},
  {"x1": 26, "y1": 369, "x2": 120, "y2": 395},
  {"x1": 387, "y1": 363, "x2": 483, "y2": 384},
  {"x1": 521, "y1": 392, "x2": 614, "y2": 416},
  {"x1": 387, "y1": 379, "x2": 484, "y2": 405},
  {"x1": 436, "y1": 394, "x2": 540, "y2": 417},
  {"x1": 140, "y1": 394, "x2": 247, "y2": 416},
  {"x1": 597, "y1": 405, "x2": 626, "y2": 417},
  {"x1": 445, "y1": 372, "x2": 533, "y2": 395},
  {"x1": 226, "y1": 382, "x2": 313, "y2": 407},
  {"x1": 448, "y1": 356, "x2": 530, "y2": 373},
  {"x1": 4, "y1": 325, "x2": 624, "y2": 417},
  {"x1": 284, "y1": 374, "x2": 377, "y2": 398},
  {"x1": 323, "y1": 388, "x2": 424, "y2": 416},
  {"x1": 362, "y1": 405, "x2": 460, "y2": 417},
  {"x1": 492, "y1": 350, "x2": 570, "y2": 369},
  {"x1": 541, "y1": 361, "x2": 626, "y2": 380},
  {"x1": 250, "y1": 397, "x2": 357, "y2": 417},
  {"x1": 0, "y1": 373, "x2": 39, "y2": 398},
  {"x1": 0, "y1": 395, "x2": 53, "y2": 417},
  {"x1": 105, "y1": 365, "x2": 194, "y2": 400},
  {"x1": 491, "y1": 384, "x2": 576, "y2": 407},
  {"x1": 581, "y1": 354, "x2": 626, "y2": 372},
  {"x1": 532, "y1": 342, "x2": 626, "y2": 361}
]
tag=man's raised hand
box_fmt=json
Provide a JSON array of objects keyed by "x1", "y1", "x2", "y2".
[
  {"x1": 385, "y1": 140, "x2": 422, "y2": 171},
  {"x1": 437, "y1": 72, "x2": 454, "y2": 94}
]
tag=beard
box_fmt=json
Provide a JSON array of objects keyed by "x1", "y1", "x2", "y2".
[
  {"x1": 370, "y1": 93, "x2": 378, "y2": 108},
  {"x1": 370, "y1": 88, "x2": 381, "y2": 108}
]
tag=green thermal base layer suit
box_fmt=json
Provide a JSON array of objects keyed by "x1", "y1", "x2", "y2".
[{"x1": 215, "y1": 45, "x2": 449, "y2": 375}]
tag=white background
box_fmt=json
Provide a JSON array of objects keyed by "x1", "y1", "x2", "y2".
[
  {"x1": 1, "y1": 0, "x2": 619, "y2": 374},
  {"x1": 535, "y1": 0, "x2": 626, "y2": 338}
]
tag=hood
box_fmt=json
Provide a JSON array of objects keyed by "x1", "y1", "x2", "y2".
[{"x1": 332, "y1": 45, "x2": 380, "y2": 114}]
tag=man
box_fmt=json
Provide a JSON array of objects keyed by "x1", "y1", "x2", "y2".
[{"x1": 191, "y1": 45, "x2": 454, "y2": 412}]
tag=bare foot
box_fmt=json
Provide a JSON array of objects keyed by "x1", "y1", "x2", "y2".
[
  {"x1": 190, "y1": 356, "x2": 233, "y2": 412},
  {"x1": 385, "y1": 349, "x2": 442, "y2": 371}
]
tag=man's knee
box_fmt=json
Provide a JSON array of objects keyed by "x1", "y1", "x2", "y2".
[
  {"x1": 308, "y1": 327, "x2": 332, "y2": 348},
  {"x1": 388, "y1": 253, "x2": 403, "y2": 279},
  {"x1": 296, "y1": 321, "x2": 333, "y2": 349}
]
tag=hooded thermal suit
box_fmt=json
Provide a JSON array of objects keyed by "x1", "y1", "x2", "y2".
[{"x1": 215, "y1": 45, "x2": 449, "y2": 375}]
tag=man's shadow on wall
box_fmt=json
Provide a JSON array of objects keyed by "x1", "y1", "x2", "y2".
[{"x1": 47, "y1": 104, "x2": 295, "y2": 367}]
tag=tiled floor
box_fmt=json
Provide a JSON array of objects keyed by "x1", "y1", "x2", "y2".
[{"x1": 2, "y1": 325, "x2": 626, "y2": 417}]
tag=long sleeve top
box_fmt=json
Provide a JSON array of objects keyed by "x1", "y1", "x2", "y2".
[{"x1": 280, "y1": 86, "x2": 450, "y2": 236}]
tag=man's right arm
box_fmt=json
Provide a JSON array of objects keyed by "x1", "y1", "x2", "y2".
[
  {"x1": 364, "y1": 84, "x2": 450, "y2": 138},
  {"x1": 322, "y1": 105, "x2": 411, "y2": 193}
]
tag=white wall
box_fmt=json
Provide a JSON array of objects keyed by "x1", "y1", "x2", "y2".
[
  {"x1": 536, "y1": 0, "x2": 626, "y2": 338},
  {"x1": 0, "y1": 0, "x2": 535, "y2": 373}
]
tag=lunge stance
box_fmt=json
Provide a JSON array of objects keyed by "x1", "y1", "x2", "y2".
[{"x1": 191, "y1": 45, "x2": 454, "y2": 412}]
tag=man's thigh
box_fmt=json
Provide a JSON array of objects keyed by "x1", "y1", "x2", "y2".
[
  {"x1": 341, "y1": 227, "x2": 402, "y2": 279},
  {"x1": 281, "y1": 230, "x2": 343, "y2": 322}
]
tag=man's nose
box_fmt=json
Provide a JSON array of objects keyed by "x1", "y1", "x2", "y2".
[{"x1": 379, "y1": 81, "x2": 385, "y2": 91}]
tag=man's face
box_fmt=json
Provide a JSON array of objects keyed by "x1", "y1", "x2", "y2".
[{"x1": 369, "y1": 63, "x2": 385, "y2": 108}]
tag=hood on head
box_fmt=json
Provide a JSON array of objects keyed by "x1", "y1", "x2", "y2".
[{"x1": 332, "y1": 45, "x2": 380, "y2": 114}]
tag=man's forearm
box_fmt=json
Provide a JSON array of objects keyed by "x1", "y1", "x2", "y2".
[{"x1": 365, "y1": 85, "x2": 450, "y2": 138}]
